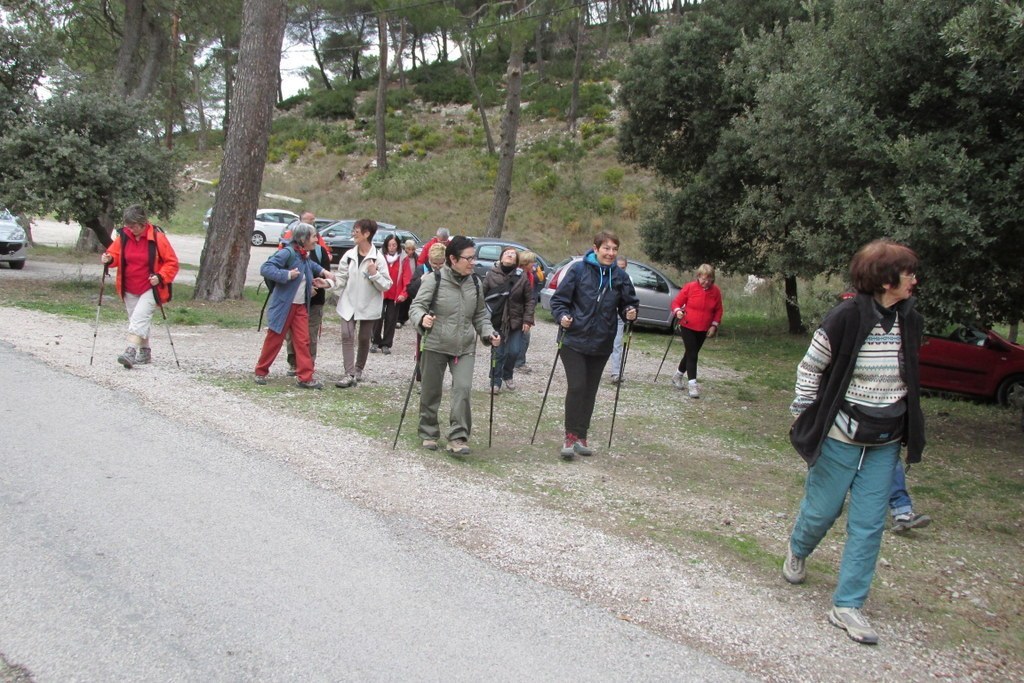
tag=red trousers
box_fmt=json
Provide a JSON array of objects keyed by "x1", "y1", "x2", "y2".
[{"x1": 256, "y1": 304, "x2": 313, "y2": 382}]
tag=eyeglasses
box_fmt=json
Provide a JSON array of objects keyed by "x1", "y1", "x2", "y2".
[
  {"x1": 901, "y1": 273, "x2": 917, "y2": 281},
  {"x1": 455, "y1": 254, "x2": 477, "y2": 262}
]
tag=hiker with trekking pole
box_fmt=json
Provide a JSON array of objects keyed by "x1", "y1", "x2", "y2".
[
  {"x1": 99, "y1": 205, "x2": 180, "y2": 369},
  {"x1": 549, "y1": 231, "x2": 638, "y2": 459},
  {"x1": 408, "y1": 236, "x2": 499, "y2": 456}
]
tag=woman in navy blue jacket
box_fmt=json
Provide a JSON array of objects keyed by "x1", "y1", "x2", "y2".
[{"x1": 550, "y1": 231, "x2": 638, "y2": 458}]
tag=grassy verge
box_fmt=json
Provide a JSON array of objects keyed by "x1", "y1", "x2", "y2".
[{"x1": 4, "y1": 276, "x2": 1022, "y2": 665}]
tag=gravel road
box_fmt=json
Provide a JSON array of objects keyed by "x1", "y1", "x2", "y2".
[{"x1": 0, "y1": 293, "x2": 1001, "y2": 682}]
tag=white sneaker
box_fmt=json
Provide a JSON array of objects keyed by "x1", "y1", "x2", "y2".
[
  {"x1": 671, "y1": 372, "x2": 686, "y2": 389},
  {"x1": 687, "y1": 381, "x2": 700, "y2": 398},
  {"x1": 829, "y1": 607, "x2": 879, "y2": 644}
]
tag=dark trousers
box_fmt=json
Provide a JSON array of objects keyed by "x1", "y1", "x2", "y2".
[
  {"x1": 372, "y1": 299, "x2": 400, "y2": 349},
  {"x1": 560, "y1": 345, "x2": 609, "y2": 440},
  {"x1": 490, "y1": 329, "x2": 524, "y2": 387},
  {"x1": 677, "y1": 327, "x2": 708, "y2": 380}
]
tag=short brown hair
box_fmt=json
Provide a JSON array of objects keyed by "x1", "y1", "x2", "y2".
[
  {"x1": 354, "y1": 218, "x2": 378, "y2": 239},
  {"x1": 849, "y1": 239, "x2": 918, "y2": 295},
  {"x1": 593, "y1": 230, "x2": 620, "y2": 249}
]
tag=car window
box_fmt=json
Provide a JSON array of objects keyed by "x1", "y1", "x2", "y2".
[
  {"x1": 626, "y1": 263, "x2": 668, "y2": 293},
  {"x1": 477, "y1": 244, "x2": 503, "y2": 261}
]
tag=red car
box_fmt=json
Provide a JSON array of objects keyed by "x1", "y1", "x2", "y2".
[{"x1": 919, "y1": 325, "x2": 1024, "y2": 405}]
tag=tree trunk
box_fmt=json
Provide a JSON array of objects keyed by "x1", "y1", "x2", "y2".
[
  {"x1": 784, "y1": 274, "x2": 806, "y2": 334},
  {"x1": 567, "y1": 2, "x2": 586, "y2": 135},
  {"x1": 221, "y1": 32, "x2": 239, "y2": 133},
  {"x1": 1009, "y1": 322, "x2": 1019, "y2": 344},
  {"x1": 114, "y1": 0, "x2": 145, "y2": 97},
  {"x1": 191, "y1": 63, "x2": 208, "y2": 151},
  {"x1": 484, "y1": 27, "x2": 526, "y2": 238},
  {"x1": 375, "y1": 12, "x2": 388, "y2": 173},
  {"x1": 459, "y1": 38, "x2": 495, "y2": 155},
  {"x1": 78, "y1": 204, "x2": 115, "y2": 251},
  {"x1": 194, "y1": 0, "x2": 287, "y2": 302},
  {"x1": 308, "y1": 17, "x2": 333, "y2": 90}
]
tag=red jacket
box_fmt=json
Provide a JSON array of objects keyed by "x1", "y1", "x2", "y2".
[
  {"x1": 104, "y1": 224, "x2": 179, "y2": 304},
  {"x1": 670, "y1": 281, "x2": 723, "y2": 332},
  {"x1": 416, "y1": 237, "x2": 447, "y2": 266},
  {"x1": 384, "y1": 254, "x2": 412, "y2": 301}
]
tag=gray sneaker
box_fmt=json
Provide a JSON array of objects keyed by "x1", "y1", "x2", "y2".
[
  {"x1": 117, "y1": 346, "x2": 137, "y2": 369},
  {"x1": 254, "y1": 374, "x2": 268, "y2": 386},
  {"x1": 135, "y1": 347, "x2": 152, "y2": 365},
  {"x1": 892, "y1": 512, "x2": 931, "y2": 533},
  {"x1": 504, "y1": 378, "x2": 516, "y2": 391},
  {"x1": 829, "y1": 607, "x2": 879, "y2": 644},
  {"x1": 671, "y1": 372, "x2": 686, "y2": 389},
  {"x1": 783, "y1": 545, "x2": 806, "y2": 584},
  {"x1": 688, "y1": 381, "x2": 700, "y2": 399},
  {"x1": 335, "y1": 375, "x2": 357, "y2": 389},
  {"x1": 297, "y1": 379, "x2": 323, "y2": 389},
  {"x1": 573, "y1": 438, "x2": 594, "y2": 457}
]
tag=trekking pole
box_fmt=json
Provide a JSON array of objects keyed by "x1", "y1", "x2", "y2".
[
  {"x1": 89, "y1": 265, "x2": 109, "y2": 366},
  {"x1": 530, "y1": 326, "x2": 565, "y2": 445},
  {"x1": 654, "y1": 317, "x2": 678, "y2": 382},
  {"x1": 609, "y1": 321, "x2": 634, "y2": 450},
  {"x1": 393, "y1": 317, "x2": 431, "y2": 449},
  {"x1": 153, "y1": 287, "x2": 181, "y2": 369}
]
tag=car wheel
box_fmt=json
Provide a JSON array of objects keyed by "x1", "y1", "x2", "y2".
[
  {"x1": 996, "y1": 374, "x2": 1024, "y2": 407},
  {"x1": 8, "y1": 260, "x2": 25, "y2": 270},
  {"x1": 251, "y1": 231, "x2": 266, "y2": 247}
]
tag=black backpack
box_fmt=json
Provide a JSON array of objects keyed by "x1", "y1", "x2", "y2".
[{"x1": 116, "y1": 225, "x2": 173, "y2": 302}]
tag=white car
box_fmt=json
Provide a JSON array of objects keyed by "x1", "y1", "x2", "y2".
[
  {"x1": 203, "y1": 208, "x2": 301, "y2": 247},
  {"x1": 0, "y1": 209, "x2": 27, "y2": 270}
]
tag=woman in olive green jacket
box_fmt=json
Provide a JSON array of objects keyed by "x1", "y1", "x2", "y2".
[{"x1": 409, "y1": 236, "x2": 500, "y2": 455}]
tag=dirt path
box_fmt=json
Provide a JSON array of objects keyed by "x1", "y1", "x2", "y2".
[{"x1": 0, "y1": 305, "x2": 1006, "y2": 682}]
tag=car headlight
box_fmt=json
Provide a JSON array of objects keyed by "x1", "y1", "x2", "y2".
[{"x1": 11, "y1": 228, "x2": 25, "y2": 240}]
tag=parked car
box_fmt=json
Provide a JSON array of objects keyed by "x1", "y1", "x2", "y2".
[
  {"x1": 318, "y1": 220, "x2": 421, "y2": 265},
  {"x1": 202, "y1": 208, "x2": 301, "y2": 246},
  {"x1": 539, "y1": 256, "x2": 681, "y2": 330},
  {"x1": 0, "y1": 209, "x2": 27, "y2": 270},
  {"x1": 920, "y1": 324, "x2": 1024, "y2": 405},
  {"x1": 284, "y1": 217, "x2": 339, "y2": 234},
  {"x1": 470, "y1": 238, "x2": 553, "y2": 285}
]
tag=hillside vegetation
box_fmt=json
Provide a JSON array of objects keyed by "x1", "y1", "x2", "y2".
[{"x1": 170, "y1": 40, "x2": 662, "y2": 271}]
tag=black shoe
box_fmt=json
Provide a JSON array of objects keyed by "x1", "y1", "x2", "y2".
[
  {"x1": 370, "y1": 345, "x2": 380, "y2": 354},
  {"x1": 381, "y1": 346, "x2": 391, "y2": 355},
  {"x1": 254, "y1": 375, "x2": 268, "y2": 385}
]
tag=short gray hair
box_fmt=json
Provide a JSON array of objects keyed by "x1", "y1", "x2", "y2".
[
  {"x1": 436, "y1": 227, "x2": 450, "y2": 240},
  {"x1": 291, "y1": 222, "x2": 315, "y2": 245},
  {"x1": 122, "y1": 204, "x2": 147, "y2": 226}
]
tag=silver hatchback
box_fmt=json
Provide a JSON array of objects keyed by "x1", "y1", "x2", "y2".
[
  {"x1": 539, "y1": 256, "x2": 680, "y2": 329},
  {"x1": 0, "y1": 209, "x2": 27, "y2": 270}
]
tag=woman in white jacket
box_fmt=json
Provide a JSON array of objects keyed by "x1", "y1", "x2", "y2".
[{"x1": 330, "y1": 219, "x2": 392, "y2": 388}]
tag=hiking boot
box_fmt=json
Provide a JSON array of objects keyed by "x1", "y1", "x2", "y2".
[
  {"x1": 381, "y1": 346, "x2": 391, "y2": 355},
  {"x1": 117, "y1": 346, "x2": 136, "y2": 369},
  {"x1": 671, "y1": 371, "x2": 686, "y2": 389},
  {"x1": 370, "y1": 344, "x2": 380, "y2": 354},
  {"x1": 892, "y1": 512, "x2": 932, "y2": 533},
  {"x1": 829, "y1": 607, "x2": 879, "y2": 644},
  {"x1": 335, "y1": 375, "x2": 357, "y2": 389},
  {"x1": 446, "y1": 439, "x2": 471, "y2": 455},
  {"x1": 286, "y1": 368, "x2": 297, "y2": 377},
  {"x1": 688, "y1": 381, "x2": 701, "y2": 399},
  {"x1": 518, "y1": 365, "x2": 532, "y2": 375},
  {"x1": 422, "y1": 439, "x2": 438, "y2": 451},
  {"x1": 610, "y1": 374, "x2": 622, "y2": 385},
  {"x1": 560, "y1": 433, "x2": 578, "y2": 459},
  {"x1": 504, "y1": 378, "x2": 516, "y2": 391},
  {"x1": 297, "y1": 379, "x2": 323, "y2": 389},
  {"x1": 783, "y1": 545, "x2": 806, "y2": 584},
  {"x1": 395, "y1": 322, "x2": 403, "y2": 329},
  {"x1": 135, "y1": 347, "x2": 152, "y2": 365},
  {"x1": 573, "y1": 438, "x2": 594, "y2": 457},
  {"x1": 254, "y1": 374, "x2": 268, "y2": 386},
  {"x1": 491, "y1": 385, "x2": 501, "y2": 395}
]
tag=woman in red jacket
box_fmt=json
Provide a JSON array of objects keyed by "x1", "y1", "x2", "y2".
[
  {"x1": 101, "y1": 205, "x2": 179, "y2": 369},
  {"x1": 371, "y1": 233, "x2": 412, "y2": 355},
  {"x1": 669, "y1": 263, "x2": 723, "y2": 398}
]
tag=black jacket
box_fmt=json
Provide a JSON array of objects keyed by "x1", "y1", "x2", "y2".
[
  {"x1": 550, "y1": 251, "x2": 639, "y2": 356},
  {"x1": 789, "y1": 293, "x2": 926, "y2": 467}
]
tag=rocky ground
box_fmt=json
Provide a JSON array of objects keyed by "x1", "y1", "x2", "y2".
[{"x1": 2, "y1": 299, "x2": 1016, "y2": 683}]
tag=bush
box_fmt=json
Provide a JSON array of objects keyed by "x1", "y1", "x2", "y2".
[
  {"x1": 530, "y1": 172, "x2": 559, "y2": 197},
  {"x1": 597, "y1": 195, "x2": 617, "y2": 215},
  {"x1": 527, "y1": 138, "x2": 583, "y2": 164},
  {"x1": 414, "y1": 77, "x2": 474, "y2": 105},
  {"x1": 524, "y1": 81, "x2": 613, "y2": 121},
  {"x1": 603, "y1": 167, "x2": 625, "y2": 188},
  {"x1": 304, "y1": 88, "x2": 357, "y2": 120},
  {"x1": 356, "y1": 88, "x2": 418, "y2": 117},
  {"x1": 277, "y1": 92, "x2": 312, "y2": 111},
  {"x1": 620, "y1": 193, "x2": 641, "y2": 219}
]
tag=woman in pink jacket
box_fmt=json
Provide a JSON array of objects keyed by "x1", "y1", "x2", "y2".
[{"x1": 669, "y1": 263, "x2": 723, "y2": 398}]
